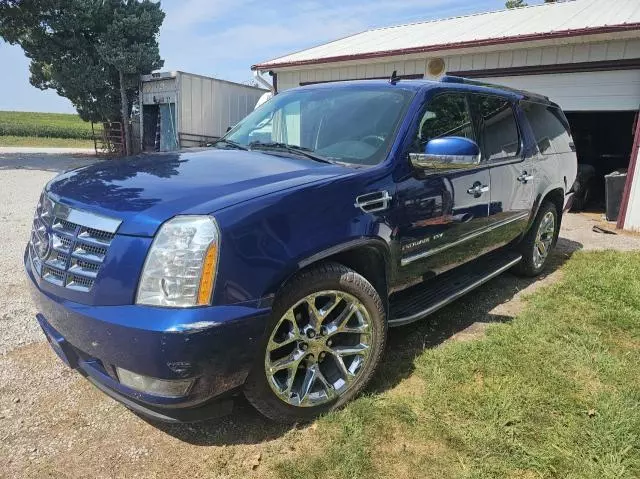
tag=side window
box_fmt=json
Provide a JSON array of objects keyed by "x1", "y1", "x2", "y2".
[
  {"x1": 413, "y1": 93, "x2": 475, "y2": 152},
  {"x1": 521, "y1": 101, "x2": 573, "y2": 155},
  {"x1": 470, "y1": 95, "x2": 520, "y2": 161}
]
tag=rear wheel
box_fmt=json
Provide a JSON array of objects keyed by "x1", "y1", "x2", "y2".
[
  {"x1": 244, "y1": 263, "x2": 386, "y2": 423},
  {"x1": 513, "y1": 201, "x2": 559, "y2": 277}
]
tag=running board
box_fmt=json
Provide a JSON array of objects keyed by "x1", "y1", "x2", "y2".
[{"x1": 388, "y1": 251, "x2": 522, "y2": 327}]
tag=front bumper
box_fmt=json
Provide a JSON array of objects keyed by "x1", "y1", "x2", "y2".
[{"x1": 26, "y1": 253, "x2": 271, "y2": 422}]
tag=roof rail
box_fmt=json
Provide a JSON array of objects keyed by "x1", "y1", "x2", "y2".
[{"x1": 441, "y1": 75, "x2": 550, "y2": 102}]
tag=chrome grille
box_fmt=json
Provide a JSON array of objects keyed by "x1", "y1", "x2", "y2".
[{"x1": 29, "y1": 192, "x2": 121, "y2": 293}]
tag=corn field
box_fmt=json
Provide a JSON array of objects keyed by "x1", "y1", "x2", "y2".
[{"x1": 0, "y1": 111, "x2": 99, "y2": 140}]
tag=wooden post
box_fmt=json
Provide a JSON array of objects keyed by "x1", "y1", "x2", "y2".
[{"x1": 617, "y1": 110, "x2": 640, "y2": 230}]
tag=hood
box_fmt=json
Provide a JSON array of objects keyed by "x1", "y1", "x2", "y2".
[{"x1": 47, "y1": 149, "x2": 350, "y2": 236}]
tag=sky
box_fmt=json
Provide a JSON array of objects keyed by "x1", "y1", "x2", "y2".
[{"x1": 0, "y1": 0, "x2": 542, "y2": 113}]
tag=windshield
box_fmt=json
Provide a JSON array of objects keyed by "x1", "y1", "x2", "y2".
[{"x1": 222, "y1": 85, "x2": 415, "y2": 166}]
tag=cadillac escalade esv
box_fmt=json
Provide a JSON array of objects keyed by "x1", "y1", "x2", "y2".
[{"x1": 25, "y1": 76, "x2": 577, "y2": 423}]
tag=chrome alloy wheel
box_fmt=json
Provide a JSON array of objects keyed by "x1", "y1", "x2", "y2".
[
  {"x1": 265, "y1": 291, "x2": 373, "y2": 407},
  {"x1": 533, "y1": 211, "x2": 555, "y2": 269}
]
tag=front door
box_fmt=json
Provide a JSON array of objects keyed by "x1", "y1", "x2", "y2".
[{"x1": 394, "y1": 92, "x2": 492, "y2": 281}]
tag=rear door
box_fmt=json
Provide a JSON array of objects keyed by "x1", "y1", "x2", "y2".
[
  {"x1": 469, "y1": 94, "x2": 534, "y2": 246},
  {"x1": 394, "y1": 91, "x2": 492, "y2": 279}
]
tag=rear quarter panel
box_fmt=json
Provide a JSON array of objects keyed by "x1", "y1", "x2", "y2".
[{"x1": 517, "y1": 102, "x2": 577, "y2": 221}]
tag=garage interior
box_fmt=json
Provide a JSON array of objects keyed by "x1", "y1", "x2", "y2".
[{"x1": 566, "y1": 110, "x2": 637, "y2": 216}]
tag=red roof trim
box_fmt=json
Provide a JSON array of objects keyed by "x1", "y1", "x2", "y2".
[{"x1": 252, "y1": 24, "x2": 640, "y2": 71}]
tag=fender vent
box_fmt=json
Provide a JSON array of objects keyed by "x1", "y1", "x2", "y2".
[{"x1": 354, "y1": 191, "x2": 392, "y2": 213}]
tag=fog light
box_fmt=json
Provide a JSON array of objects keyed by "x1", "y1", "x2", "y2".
[{"x1": 116, "y1": 367, "x2": 194, "y2": 398}]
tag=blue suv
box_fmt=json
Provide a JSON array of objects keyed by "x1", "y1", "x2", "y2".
[{"x1": 25, "y1": 77, "x2": 577, "y2": 423}]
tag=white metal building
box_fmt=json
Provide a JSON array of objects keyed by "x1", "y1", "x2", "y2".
[
  {"x1": 139, "y1": 71, "x2": 266, "y2": 151},
  {"x1": 252, "y1": 0, "x2": 640, "y2": 231}
]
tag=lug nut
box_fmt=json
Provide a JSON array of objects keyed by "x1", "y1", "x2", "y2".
[
  {"x1": 300, "y1": 343, "x2": 308, "y2": 351},
  {"x1": 326, "y1": 340, "x2": 333, "y2": 347},
  {"x1": 319, "y1": 352, "x2": 326, "y2": 361},
  {"x1": 320, "y1": 326, "x2": 328, "y2": 336}
]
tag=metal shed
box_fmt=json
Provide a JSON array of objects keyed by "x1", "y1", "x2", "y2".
[{"x1": 139, "y1": 71, "x2": 266, "y2": 152}]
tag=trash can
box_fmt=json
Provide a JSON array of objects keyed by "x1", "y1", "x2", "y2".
[{"x1": 604, "y1": 169, "x2": 627, "y2": 222}]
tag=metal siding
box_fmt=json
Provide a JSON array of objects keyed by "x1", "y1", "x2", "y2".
[
  {"x1": 180, "y1": 74, "x2": 192, "y2": 135},
  {"x1": 526, "y1": 48, "x2": 542, "y2": 66},
  {"x1": 275, "y1": 38, "x2": 639, "y2": 93},
  {"x1": 202, "y1": 78, "x2": 214, "y2": 137},
  {"x1": 256, "y1": 0, "x2": 640, "y2": 69},
  {"x1": 191, "y1": 75, "x2": 203, "y2": 135},
  {"x1": 153, "y1": 73, "x2": 265, "y2": 142},
  {"x1": 477, "y1": 70, "x2": 640, "y2": 111},
  {"x1": 589, "y1": 42, "x2": 608, "y2": 61},
  {"x1": 625, "y1": 39, "x2": 640, "y2": 58}
]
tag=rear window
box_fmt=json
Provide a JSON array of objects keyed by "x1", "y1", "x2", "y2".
[{"x1": 521, "y1": 101, "x2": 573, "y2": 155}]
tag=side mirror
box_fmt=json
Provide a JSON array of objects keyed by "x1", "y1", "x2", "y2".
[{"x1": 409, "y1": 136, "x2": 481, "y2": 170}]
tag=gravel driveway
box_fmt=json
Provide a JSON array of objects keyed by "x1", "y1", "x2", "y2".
[{"x1": 1, "y1": 153, "x2": 639, "y2": 478}]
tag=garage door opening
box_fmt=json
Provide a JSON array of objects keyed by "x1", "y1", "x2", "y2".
[{"x1": 565, "y1": 111, "x2": 637, "y2": 214}]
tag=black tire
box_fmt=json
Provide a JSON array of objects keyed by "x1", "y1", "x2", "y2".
[
  {"x1": 244, "y1": 262, "x2": 386, "y2": 423},
  {"x1": 513, "y1": 201, "x2": 559, "y2": 277}
]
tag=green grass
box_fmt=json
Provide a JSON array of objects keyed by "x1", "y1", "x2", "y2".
[
  {"x1": 275, "y1": 251, "x2": 640, "y2": 479},
  {"x1": 0, "y1": 111, "x2": 97, "y2": 139},
  {"x1": 0, "y1": 135, "x2": 95, "y2": 148}
]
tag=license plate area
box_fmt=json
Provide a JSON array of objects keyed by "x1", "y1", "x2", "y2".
[{"x1": 37, "y1": 314, "x2": 78, "y2": 369}]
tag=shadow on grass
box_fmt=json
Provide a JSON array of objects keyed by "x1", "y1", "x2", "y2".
[{"x1": 145, "y1": 237, "x2": 584, "y2": 446}]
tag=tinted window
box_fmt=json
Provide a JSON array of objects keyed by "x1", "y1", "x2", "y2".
[
  {"x1": 521, "y1": 101, "x2": 573, "y2": 155},
  {"x1": 413, "y1": 93, "x2": 475, "y2": 152},
  {"x1": 470, "y1": 95, "x2": 520, "y2": 161},
  {"x1": 224, "y1": 87, "x2": 415, "y2": 166}
]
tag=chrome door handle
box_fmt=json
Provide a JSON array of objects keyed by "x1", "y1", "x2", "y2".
[
  {"x1": 517, "y1": 172, "x2": 534, "y2": 183},
  {"x1": 467, "y1": 183, "x2": 489, "y2": 197}
]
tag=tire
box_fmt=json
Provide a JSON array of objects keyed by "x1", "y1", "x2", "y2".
[
  {"x1": 513, "y1": 201, "x2": 559, "y2": 277},
  {"x1": 244, "y1": 262, "x2": 386, "y2": 423}
]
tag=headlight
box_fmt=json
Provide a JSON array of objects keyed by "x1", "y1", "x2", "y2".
[{"x1": 136, "y1": 216, "x2": 220, "y2": 307}]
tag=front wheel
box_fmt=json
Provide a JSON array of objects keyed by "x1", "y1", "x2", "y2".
[
  {"x1": 513, "y1": 201, "x2": 559, "y2": 277},
  {"x1": 244, "y1": 262, "x2": 386, "y2": 423}
]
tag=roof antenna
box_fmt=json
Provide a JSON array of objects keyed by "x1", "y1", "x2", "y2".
[{"x1": 389, "y1": 70, "x2": 401, "y2": 85}]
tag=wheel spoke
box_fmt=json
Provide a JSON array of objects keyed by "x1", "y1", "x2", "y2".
[
  {"x1": 333, "y1": 354, "x2": 355, "y2": 385},
  {"x1": 331, "y1": 343, "x2": 369, "y2": 357},
  {"x1": 325, "y1": 303, "x2": 370, "y2": 336},
  {"x1": 307, "y1": 292, "x2": 343, "y2": 329},
  {"x1": 267, "y1": 312, "x2": 301, "y2": 351},
  {"x1": 315, "y1": 368, "x2": 337, "y2": 400},
  {"x1": 267, "y1": 348, "x2": 304, "y2": 373},
  {"x1": 299, "y1": 364, "x2": 318, "y2": 404},
  {"x1": 268, "y1": 331, "x2": 299, "y2": 351}
]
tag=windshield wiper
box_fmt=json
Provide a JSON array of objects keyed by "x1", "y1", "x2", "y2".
[
  {"x1": 209, "y1": 138, "x2": 249, "y2": 150},
  {"x1": 248, "y1": 141, "x2": 333, "y2": 164}
]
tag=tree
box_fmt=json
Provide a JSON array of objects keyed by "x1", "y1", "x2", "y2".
[
  {"x1": 0, "y1": 0, "x2": 164, "y2": 154},
  {"x1": 94, "y1": 1, "x2": 165, "y2": 154}
]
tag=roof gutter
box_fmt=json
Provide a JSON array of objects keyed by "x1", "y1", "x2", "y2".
[
  {"x1": 253, "y1": 70, "x2": 274, "y2": 93},
  {"x1": 252, "y1": 23, "x2": 640, "y2": 71}
]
